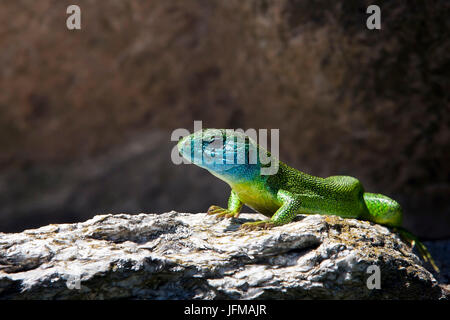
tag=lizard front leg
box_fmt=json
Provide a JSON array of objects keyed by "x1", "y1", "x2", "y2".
[
  {"x1": 241, "y1": 190, "x2": 302, "y2": 230},
  {"x1": 207, "y1": 190, "x2": 243, "y2": 219}
]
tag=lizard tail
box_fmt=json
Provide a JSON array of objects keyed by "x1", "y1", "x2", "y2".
[
  {"x1": 395, "y1": 227, "x2": 440, "y2": 273},
  {"x1": 364, "y1": 193, "x2": 439, "y2": 273}
]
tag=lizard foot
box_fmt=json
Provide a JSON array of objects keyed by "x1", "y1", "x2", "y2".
[
  {"x1": 240, "y1": 220, "x2": 275, "y2": 230},
  {"x1": 207, "y1": 205, "x2": 240, "y2": 219}
]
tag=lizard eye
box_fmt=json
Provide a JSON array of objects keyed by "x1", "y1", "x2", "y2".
[
  {"x1": 204, "y1": 136, "x2": 223, "y2": 147},
  {"x1": 202, "y1": 136, "x2": 216, "y2": 144}
]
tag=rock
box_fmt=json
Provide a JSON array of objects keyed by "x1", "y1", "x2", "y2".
[{"x1": 0, "y1": 211, "x2": 446, "y2": 299}]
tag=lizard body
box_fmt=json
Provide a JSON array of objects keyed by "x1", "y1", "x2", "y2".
[{"x1": 177, "y1": 129, "x2": 438, "y2": 271}]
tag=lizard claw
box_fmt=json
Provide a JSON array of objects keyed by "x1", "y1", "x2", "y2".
[
  {"x1": 207, "y1": 205, "x2": 239, "y2": 219},
  {"x1": 207, "y1": 205, "x2": 222, "y2": 215}
]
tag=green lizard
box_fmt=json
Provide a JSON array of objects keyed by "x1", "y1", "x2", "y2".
[{"x1": 177, "y1": 129, "x2": 439, "y2": 272}]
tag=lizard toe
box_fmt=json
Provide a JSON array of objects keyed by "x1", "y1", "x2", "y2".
[
  {"x1": 207, "y1": 205, "x2": 223, "y2": 215},
  {"x1": 225, "y1": 212, "x2": 239, "y2": 219}
]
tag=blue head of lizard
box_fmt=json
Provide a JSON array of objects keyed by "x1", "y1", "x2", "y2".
[{"x1": 177, "y1": 129, "x2": 264, "y2": 184}]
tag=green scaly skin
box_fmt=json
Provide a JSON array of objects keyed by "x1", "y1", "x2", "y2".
[{"x1": 177, "y1": 129, "x2": 439, "y2": 272}]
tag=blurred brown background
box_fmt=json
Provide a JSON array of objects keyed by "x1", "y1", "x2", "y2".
[{"x1": 0, "y1": 0, "x2": 448, "y2": 238}]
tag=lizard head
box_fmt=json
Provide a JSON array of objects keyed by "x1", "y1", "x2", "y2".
[{"x1": 177, "y1": 129, "x2": 263, "y2": 184}]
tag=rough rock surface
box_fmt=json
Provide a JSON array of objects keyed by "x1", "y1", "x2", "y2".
[{"x1": 0, "y1": 212, "x2": 446, "y2": 299}]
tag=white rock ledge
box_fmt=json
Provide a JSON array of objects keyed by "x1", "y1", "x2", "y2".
[{"x1": 0, "y1": 211, "x2": 446, "y2": 299}]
